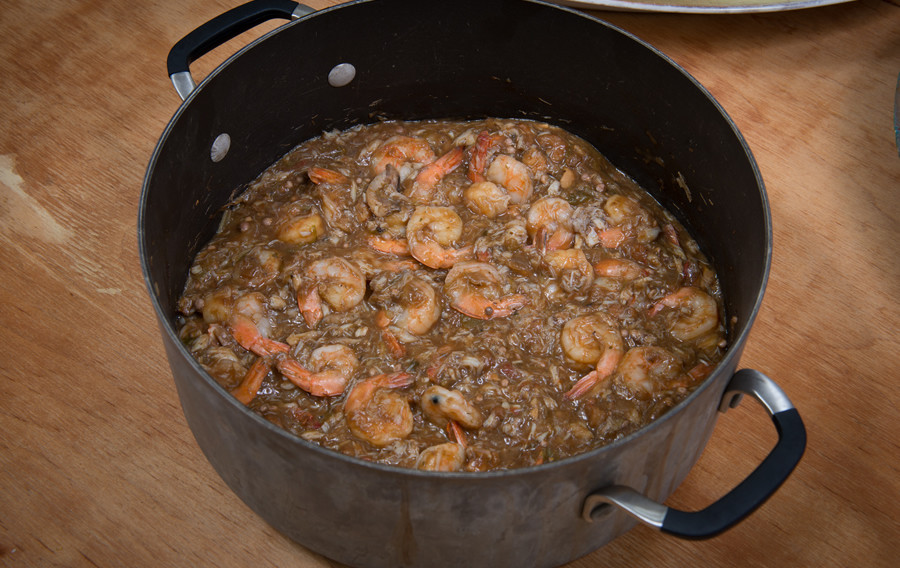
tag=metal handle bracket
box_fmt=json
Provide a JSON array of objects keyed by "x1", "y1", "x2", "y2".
[{"x1": 582, "y1": 369, "x2": 806, "y2": 539}]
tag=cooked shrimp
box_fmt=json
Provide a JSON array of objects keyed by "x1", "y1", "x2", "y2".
[
  {"x1": 542, "y1": 248, "x2": 594, "y2": 293},
  {"x1": 296, "y1": 257, "x2": 366, "y2": 327},
  {"x1": 616, "y1": 346, "x2": 685, "y2": 400},
  {"x1": 350, "y1": 246, "x2": 419, "y2": 278},
  {"x1": 603, "y1": 194, "x2": 660, "y2": 244},
  {"x1": 228, "y1": 293, "x2": 290, "y2": 357},
  {"x1": 231, "y1": 357, "x2": 270, "y2": 405},
  {"x1": 416, "y1": 388, "x2": 475, "y2": 471},
  {"x1": 571, "y1": 204, "x2": 629, "y2": 249},
  {"x1": 407, "y1": 146, "x2": 464, "y2": 204},
  {"x1": 649, "y1": 286, "x2": 719, "y2": 341},
  {"x1": 526, "y1": 196, "x2": 574, "y2": 251},
  {"x1": 365, "y1": 164, "x2": 408, "y2": 217},
  {"x1": 309, "y1": 344, "x2": 359, "y2": 377},
  {"x1": 367, "y1": 235, "x2": 411, "y2": 256},
  {"x1": 486, "y1": 154, "x2": 533, "y2": 204},
  {"x1": 467, "y1": 130, "x2": 507, "y2": 182},
  {"x1": 464, "y1": 181, "x2": 510, "y2": 218},
  {"x1": 420, "y1": 385, "x2": 483, "y2": 429},
  {"x1": 308, "y1": 167, "x2": 349, "y2": 185},
  {"x1": 406, "y1": 206, "x2": 474, "y2": 269},
  {"x1": 372, "y1": 136, "x2": 436, "y2": 174},
  {"x1": 561, "y1": 314, "x2": 624, "y2": 399},
  {"x1": 415, "y1": 441, "x2": 466, "y2": 472},
  {"x1": 593, "y1": 258, "x2": 648, "y2": 280},
  {"x1": 344, "y1": 372, "x2": 415, "y2": 447},
  {"x1": 383, "y1": 274, "x2": 442, "y2": 336},
  {"x1": 275, "y1": 344, "x2": 358, "y2": 396},
  {"x1": 443, "y1": 261, "x2": 528, "y2": 320},
  {"x1": 229, "y1": 315, "x2": 290, "y2": 357},
  {"x1": 277, "y1": 211, "x2": 326, "y2": 245},
  {"x1": 200, "y1": 287, "x2": 235, "y2": 325}
]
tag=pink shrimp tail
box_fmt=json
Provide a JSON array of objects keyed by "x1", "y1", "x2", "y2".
[
  {"x1": 308, "y1": 167, "x2": 349, "y2": 185},
  {"x1": 375, "y1": 371, "x2": 414, "y2": 389},
  {"x1": 298, "y1": 287, "x2": 324, "y2": 327},
  {"x1": 230, "y1": 316, "x2": 289, "y2": 357},
  {"x1": 416, "y1": 146, "x2": 464, "y2": 187},
  {"x1": 448, "y1": 421, "x2": 467, "y2": 448},
  {"x1": 468, "y1": 131, "x2": 503, "y2": 182},
  {"x1": 367, "y1": 235, "x2": 411, "y2": 256},
  {"x1": 231, "y1": 357, "x2": 270, "y2": 405},
  {"x1": 276, "y1": 356, "x2": 348, "y2": 397},
  {"x1": 565, "y1": 370, "x2": 599, "y2": 399},
  {"x1": 565, "y1": 349, "x2": 622, "y2": 399}
]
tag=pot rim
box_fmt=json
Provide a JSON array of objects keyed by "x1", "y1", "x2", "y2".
[{"x1": 138, "y1": 0, "x2": 772, "y2": 479}]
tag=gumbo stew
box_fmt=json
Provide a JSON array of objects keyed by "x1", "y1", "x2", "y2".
[{"x1": 176, "y1": 119, "x2": 726, "y2": 471}]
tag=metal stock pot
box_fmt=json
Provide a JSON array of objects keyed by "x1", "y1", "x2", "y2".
[{"x1": 138, "y1": 1, "x2": 806, "y2": 566}]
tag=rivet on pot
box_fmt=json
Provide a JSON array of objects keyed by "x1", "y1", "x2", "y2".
[
  {"x1": 210, "y1": 133, "x2": 231, "y2": 162},
  {"x1": 328, "y1": 63, "x2": 356, "y2": 87}
]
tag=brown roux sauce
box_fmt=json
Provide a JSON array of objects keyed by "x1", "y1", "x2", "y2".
[{"x1": 176, "y1": 118, "x2": 725, "y2": 471}]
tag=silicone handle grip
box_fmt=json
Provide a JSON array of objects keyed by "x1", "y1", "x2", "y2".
[
  {"x1": 662, "y1": 406, "x2": 805, "y2": 538},
  {"x1": 582, "y1": 369, "x2": 806, "y2": 539},
  {"x1": 166, "y1": 0, "x2": 312, "y2": 100}
]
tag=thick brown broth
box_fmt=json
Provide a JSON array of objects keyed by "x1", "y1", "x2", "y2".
[{"x1": 176, "y1": 118, "x2": 726, "y2": 471}]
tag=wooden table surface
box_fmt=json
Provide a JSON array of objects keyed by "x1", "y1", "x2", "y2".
[{"x1": 1, "y1": 0, "x2": 898, "y2": 566}]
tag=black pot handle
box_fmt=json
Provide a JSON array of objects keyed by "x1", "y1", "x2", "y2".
[
  {"x1": 166, "y1": 0, "x2": 315, "y2": 101},
  {"x1": 581, "y1": 368, "x2": 806, "y2": 539}
]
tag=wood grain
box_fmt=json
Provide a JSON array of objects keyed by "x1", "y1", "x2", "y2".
[{"x1": 1, "y1": 0, "x2": 897, "y2": 566}]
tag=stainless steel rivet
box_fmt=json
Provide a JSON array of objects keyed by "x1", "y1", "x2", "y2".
[
  {"x1": 328, "y1": 63, "x2": 356, "y2": 87},
  {"x1": 211, "y1": 133, "x2": 231, "y2": 162}
]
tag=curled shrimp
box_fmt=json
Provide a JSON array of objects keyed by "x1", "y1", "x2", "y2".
[
  {"x1": 344, "y1": 372, "x2": 415, "y2": 447},
  {"x1": 227, "y1": 293, "x2": 290, "y2": 357},
  {"x1": 380, "y1": 274, "x2": 442, "y2": 336},
  {"x1": 200, "y1": 286, "x2": 235, "y2": 325},
  {"x1": 277, "y1": 211, "x2": 326, "y2": 245},
  {"x1": 415, "y1": 441, "x2": 466, "y2": 472},
  {"x1": 526, "y1": 196, "x2": 574, "y2": 251},
  {"x1": 420, "y1": 385, "x2": 483, "y2": 430},
  {"x1": 443, "y1": 261, "x2": 528, "y2": 320},
  {"x1": 467, "y1": 130, "x2": 508, "y2": 182},
  {"x1": 365, "y1": 163, "x2": 408, "y2": 218},
  {"x1": 416, "y1": 385, "x2": 480, "y2": 472},
  {"x1": 602, "y1": 194, "x2": 660, "y2": 245},
  {"x1": 561, "y1": 314, "x2": 624, "y2": 399},
  {"x1": 617, "y1": 346, "x2": 686, "y2": 400},
  {"x1": 407, "y1": 146, "x2": 465, "y2": 204},
  {"x1": 486, "y1": 154, "x2": 534, "y2": 204},
  {"x1": 649, "y1": 286, "x2": 719, "y2": 341},
  {"x1": 275, "y1": 344, "x2": 358, "y2": 397},
  {"x1": 594, "y1": 258, "x2": 648, "y2": 280},
  {"x1": 350, "y1": 245, "x2": 419, "y2": 278},
  {"x1": 542, "y1": 248, "x2": 594, "y2": 293},
  {"x1": 367, "y1": 234, "x2": 411, "y2": 256},
  {"x1": 372, "y1": 136, "x2": 436, "y2": 174},
  {"x1": 406, "y1": 206, "x2": 474, "y2": 269},
  {"x1": 464, "y1": 181, "x2": 510, "y2": 218},
  {"x1": 295, "y1": 257, "x2": 366, "y2": 328}
]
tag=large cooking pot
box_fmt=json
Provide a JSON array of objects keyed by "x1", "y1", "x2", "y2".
[{"x1": 139, "y1": 1, "x2": 806, "y2": 566}]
